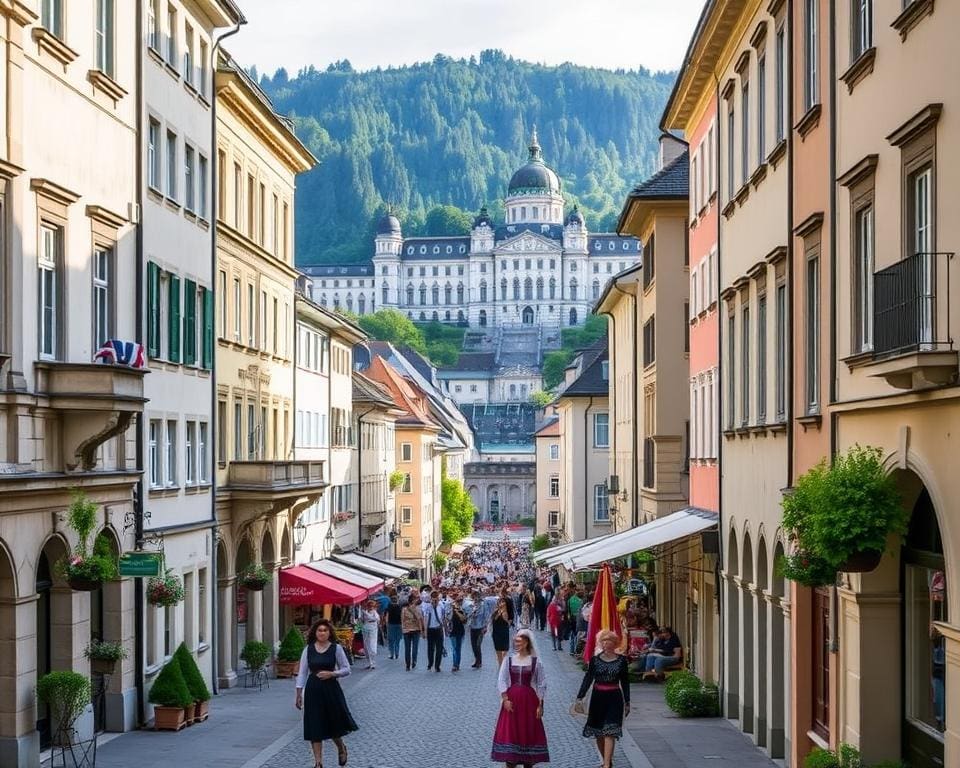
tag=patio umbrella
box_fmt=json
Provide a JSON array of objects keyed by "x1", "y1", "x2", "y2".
[{"x1": 583, "y1": 562, "x2": 623, "y2": 663}]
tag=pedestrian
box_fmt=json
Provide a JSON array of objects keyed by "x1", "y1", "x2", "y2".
[
  {"x1": 566, "y1": 588, "x2": 583, "y2": 656},
  {"x1": 491, "y1": 628, "x2": 549, "y2": 768},
  {"x1": 424, "y1": 591, "x2": 447, "y2": 672},
  {"x1": 401, "y1": 592, "x2": 424, "y2": 671},
  {"x1": 534, "y1": 585, "x2": 548, "y2": 632},
  {"x1": 546, "y1": 596, "x2": 564, "y2": 651},
  {"x1": 294, "y1": 618, "x2": 357, "y2": 768},
  {"x1": 360, "y1": 599, "x2": 380, "y2": 670},
  {"x1": 491, "y1": 596, "x2": 512, "y2": 669},
  {"x1": 574, "y1": 629, "x2": 631, "y2": 768},
  {"x1": 469, "y1": 588, "x2": 491, "y2": 669},
  {"x1": 449, "y1": 593, "x2": 468, "y2": 671},
  {"x1": 383, "y1": 593, "x2": 403, "y2": 660}
]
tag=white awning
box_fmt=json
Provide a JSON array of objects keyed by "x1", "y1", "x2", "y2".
[
  {"x1": 330, "y1": 552, "x2": 409, "y2": 580},
  {"x1": 533, "y1": 532, "x2": 619, "y2": 567},
  {"x1": 563, "y1": 508, "x2": 719, "y2": 570},
  {"x1": 305, "y1": 558, "x2": 384, "y2": 592}
]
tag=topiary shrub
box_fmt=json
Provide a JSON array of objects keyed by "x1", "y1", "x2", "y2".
[
  {"x1": 277, "y1": 626, "x2": 306, "y2": 663},
  {"x1": 664, "y1": 671, "x2": 719, "y2": 718},
  {"x1": 36, "y1": 671, "x2": 91, "y2": 737},
  {"x1": 172, "y1": 643, "x2": 210, "y2": 702},
  {"x1": 147, "y1": 657, "x2": 194, "y2": 709},
  {"x1": 240, "y1": 640, "x2": 271, "y2": 671}
]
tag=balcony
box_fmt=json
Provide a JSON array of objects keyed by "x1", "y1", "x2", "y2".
[
  {"x1": 867, "y1": 252, "x2": 957, "y2": 390},
  {"x1": 360, "y1": 509, "x2": 387, "y2": 528},
  {"x1": 34, "y1": 361, "x2": 147, "y2": 471},
  {"x1": 225, "y1": 460, "x2": 326, "y2": 499}
]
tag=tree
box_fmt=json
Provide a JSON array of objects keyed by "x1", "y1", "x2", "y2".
[
  {"x1": 542, "y1": 350, "x2": 573, "y2": 390},
  {"x1": 529, "y1": 390, "x2": 555, "y2": 408},
  {"x1": 441, "y1": 473, "x2": 476, "y2": 546},
  {"x1": 424, "y1": 205, "x2": 473, "y2": 236},
  {"x1": 357, "y1": 310, "x2": 426, "y2": 354}
]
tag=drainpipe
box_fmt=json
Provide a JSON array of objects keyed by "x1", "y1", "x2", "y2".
[
  {"x1": 583, "y1": 396, "x2": 595, "y2": 541},
  {"x1": 134, "y1": 0, "x2": 145, "y2": 726},
  {"x1": 209, "y1": 16, "x2": 245, "y2": 697}
]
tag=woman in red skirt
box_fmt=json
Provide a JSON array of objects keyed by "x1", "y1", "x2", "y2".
[{"x1": 491, "y1": 628, "x2": 549, "y2": 767}]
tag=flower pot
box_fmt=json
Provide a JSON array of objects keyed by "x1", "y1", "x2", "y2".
[
  {"x1": 91, "y1": 658, "x2": 117, "y2": 676},
  {"x1": 839, "y1": 548, "x2": 884, "y2": 573},
  {"x1": 68, "y1": 576, "x2": 102, "y2": 592},
  {"x1": 274, "y1": 660, "x2": 299, "y2": 679},
  {"x1": 152, "y1": 705, "x2": 186, "y2": 731},
  {"x1": 194, "y1": 700, "x2": 209, "y2": 723},
  {"x1": 242, "y1": 578, "x2": 267, "y2": 592},
  {"x1": 183, "y1": 705, "x2": 195, "y2": 726}
]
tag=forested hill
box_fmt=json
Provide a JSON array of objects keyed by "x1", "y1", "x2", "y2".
[{"x1": 255, "y1": 51, "x2": 676, "y2": 266}]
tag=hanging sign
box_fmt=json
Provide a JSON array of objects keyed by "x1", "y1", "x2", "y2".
[{"x1": 118, "y1": 551, "x2": 162, "y2": 577}]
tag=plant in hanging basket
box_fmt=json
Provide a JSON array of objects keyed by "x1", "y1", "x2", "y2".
[
  {"x1": 781, "y1": 445, "x2": 906, "y2": 583},
  {"x1": 239, "y1": 563, "x2": 271, "y2": 591},
  {"x1": 147, "y1": 571, "x2": 185, "y2": 607},
  {"x1": 56, "y1": 492, "x2": 119, "y2": 590},
  {"x1": 84, "y1": 639, "x2": 128, "y2": 676},
  {"x1": 776, "y1": 549, "x2": 838, "y2": 588}
]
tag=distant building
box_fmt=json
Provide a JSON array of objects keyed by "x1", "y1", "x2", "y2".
[
  {"x1": 534, "y1": 418, "x2": 562, "y2": 537},
  {"x1": 301, "y1": 129, "x2": 642, "y2": 329}
]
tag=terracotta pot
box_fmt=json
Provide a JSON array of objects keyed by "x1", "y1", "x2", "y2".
[
  {"x1": 274, "y1": 660, "x2": 299, "y2": 679},
  {"x1": 69, "y1": 576, "x2": 102, "y2": 592},
  {"x1": 243, "y1": 578, "x2": 267, "y2": 592},
  {"x1": 91, "y1": 658, "x2": 117, "y2": 676},
  {"x1": 194, "y1": 700, "x2": 209, "y2": 723},
  {"x1": 153, "y1": 705, "x2": 186, "y2": 731},
  {"x1": 839, "y1": 548, "x2": 884, "y2": 573}
]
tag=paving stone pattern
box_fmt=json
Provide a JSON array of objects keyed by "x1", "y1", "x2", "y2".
[{"x1": 261, "y1": 630, "x2": 620, "y2": 768}]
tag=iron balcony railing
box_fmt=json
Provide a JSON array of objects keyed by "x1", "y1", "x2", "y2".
[{"x1": 874, "y1": 252, "x2": 954, "y2": 357}]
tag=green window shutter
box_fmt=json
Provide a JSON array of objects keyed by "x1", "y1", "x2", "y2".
[
  {"x1": 168, "y1": 274, "x2": 181, "y2": 363},
  {"x1": 184, "y1": 278, "x2": 196, "y2": 366},
  {"x1": 147, "y1": 262, "x2": 160, "y2": 357},
  {"x1": 202, "y1": 286, "x2": 214, "y2": 369}
]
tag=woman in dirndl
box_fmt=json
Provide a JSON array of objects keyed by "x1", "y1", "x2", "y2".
[
  {"x1": 491, "y1": 628, "x2": 549, "y2": 767},
  {"x1": 575, "y1": 629, "x2": 631, "y2": 768},
  {"x1": 295, "y1": 618, "x2": 358, "y2": 768}
]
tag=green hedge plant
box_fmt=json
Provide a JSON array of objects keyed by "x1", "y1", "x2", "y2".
[
  {"x1": 240, "y1": 640, "x2": 271, "y2": 671},
  {"x1": 147, "y1": 657, "x2": 194, "y2": 709},
  {"x1": 36, "y1": 671, "x2": 91, "y2": 736},
  {"x1": 277, "y1": 626, "x2": 306, "y2": 663},
  {"x1": 663, "y1": 671, "x2": 719, "y2": 718},
  {"x1": 173, "y1": 643, "x2": 210, "y2": 702}
]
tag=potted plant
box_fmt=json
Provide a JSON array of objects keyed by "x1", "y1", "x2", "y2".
[
  {"x1": 147, "y1": 657, "x2": 193, "y2": 731},
  {"x1": 275, "y1": 626, "x2": 306, "y2": 678},
  {"x1": 172, "y1": 643, "x2": 210, "y2": 723},
  {"x1": 389, "y1": 470, "x2": 405, "y2": 493},
  {"x1": 36, "y1": 671, "x2": 91, "y2": 745},
  {"x1": 56, "y1": 492, "x2": 118, "y2": 591},
  {"x1": 84, "y1": 639, "x2": 127, "y2": 676},
  {"x1": 240, "y1": 640, "x2": 271, "y2": 674},
  {"x1": 147, "y1": 570, "x2": 185, "y2": 607},
  {"x1": 239, "y1": 563, "x2": 271, "y2": 591},
  {"x1": 781, "y1": 445, "x2": 907, "y2": 586}
]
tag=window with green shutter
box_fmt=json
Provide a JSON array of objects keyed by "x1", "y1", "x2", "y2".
[
  {"x1": 147, "y1": 261, "x2": 160, "y2": 357},
  {"x1": 184, "y1": 278, "x2": 196, "y2": 365},
  {"x1": 202, "y1": 286, "x2": 214, "y2": 369},
  {"x1": 168, "y1": 274, "x2": 181, "y2": 362}
]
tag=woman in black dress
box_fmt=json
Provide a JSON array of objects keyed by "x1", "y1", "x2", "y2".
[
  {"x1": 491, "y1": 597, "x2": 512, "y2": 668},
  {"x1": 295, "y1": 618, "x2": 358, "y2": 768},
  {"x1": 574, "y1": 630, "x2": 631, "y2": 768}
]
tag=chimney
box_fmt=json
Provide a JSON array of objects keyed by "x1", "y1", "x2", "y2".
[{"x1": 659, "y1": 132, "x2": 686, "y2": 170}]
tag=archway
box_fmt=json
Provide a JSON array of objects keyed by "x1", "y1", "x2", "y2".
[
  {"x1": 488, "y1": 488, "x2": 500, "y2": 523},
  {"x1": 569, "y1": 308, "x2": 578, "y2": 326},
  {"x1": 479, "y1": 310, "x2": 487, "y2": 327},
  {"x1": 725, "y1": 530, "x2": 741, "y2": 716},
  {"x1": 740, "y1": 532, "x2": 755, "y2": 734},
  {"x1": 522, "y1": 306, "x2": 534, "y2": 325},
  {"x1": 216, "y1": 539, "x2": 234, "y2": 686},
  {"x1": 261, "y1": 528, "x2": 277, "y2": 650},
  {"x1": 235, "y1": 538, "x2": 252, "y2": 668},
  {"x1": 755, "y1": 538, "x2": 769, "y2": 748},
  {"x1": 0, "y1": 541, "x2": 17, "y2": 753},
  {"x1": 36, "y1": 535, "x2": 72, "y2": 749},
  {"x1": 770, "y1": 540, "x2": 787, "y2": 758}
]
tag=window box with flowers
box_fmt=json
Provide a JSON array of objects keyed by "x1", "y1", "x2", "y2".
[
  {"x1": 333, "y1": 511, "x2": 355, "y2": 526},
  {"x1": 147, "y1": 571, "x2": 185, "y2": 607},
  {"x1": 239, "y1": 563, "x2": 271, "y2": 592}
]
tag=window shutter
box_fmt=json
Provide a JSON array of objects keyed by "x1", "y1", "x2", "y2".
[
  {"x1": 147, "y1": 261, "x2": 160, "y2": 357},
  {"x1": 202, "y1": 286, "x2": 214, "y2": 369},
  {"x1": 183, "y1": 278, "x2": 196, "y2": 365},
  {"x1": 168, "y1": 274, "x2": 181, "y2": 363}
]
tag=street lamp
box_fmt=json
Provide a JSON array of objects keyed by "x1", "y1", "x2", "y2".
[{"x1": 293, "y1": 518, "x2": 307, "y2": 550}]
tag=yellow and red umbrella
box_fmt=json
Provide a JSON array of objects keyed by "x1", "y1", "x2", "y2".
[{"x1": 583, "y1": 562, "x2": 623, "y2": 663}]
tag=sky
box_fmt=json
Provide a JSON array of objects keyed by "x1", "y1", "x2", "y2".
[{"x1": 227, "y1": 0, "x2": 705, "y2": 77}]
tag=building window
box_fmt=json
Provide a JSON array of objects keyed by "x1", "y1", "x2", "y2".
[
  {"x1": 233, "y1": 402, "x2": 242, "y2": 461},
  {"x1": 909, "y1": 165, "x2": 933, "y2": 255},
  {"x1": 149, "y1": 420, "x2": 161, "y2": 487},
  {"x1": 643, "y1": 233, "x2": 656, "y2": 288},
  {"x1": 593, "y1": 413, "x2": 609, "y2": 448},
  {"x1": 549, "y1": 444, "x2": 559, "y2": 461},
  {"x1": 164, "y1": 419, "x2": 177, "y2": 486},
  {"x1": 93, "y1": 246, "x2": 113, "y2": 348},
  {"x1": 757, "y1": 54, "x2": 766, "y2": 164},
  {"x1": 148, "y1": 0, "x2": 159, "y2": 50},
  {"x1": 775, "y1": 283, "x2": 787, "y2": 420},
  {"x1": 217, "y1": 401, "x2": 226, "y2": 465},
  {"x1": 853, "y1": 204, "x2": 874, "y2": 352},
  {"x1": 401, "y1": 473, "x2": 411, "y2": 494},
  {"x1": 166, "y1": 131, "x2": 178, "y2": 201},
  {"x1": 643, "y1": 437, "x2": 655, "y2": 488},
  {"x1": 198, "y1": 155, "x2": 208, "y2": 219},
  {"x1": 148, "y1": 119, "x2": 161, "y2": 190},
  {"x1": 741, "y1": 79, "x2": 750, "y2": 184},
  {"x1": 740, "y1": 304, "x2": 750, "y2": 425},
  {"x1": 184, "y1": 145, "x2": 195, "y2": 212},
  {"x1": 199, "y1": 39, "x2": 209, "y2": 97},
  {"x1": 775, "y1": 26, "x2": 786, "y2": 143},
  {"x1": 727, "y1": 313, "x2": 736, "y2": 428},
  {"x1": 95, "y1": 0, "x2": 115, "y2": 77},
  {"x1": 183, "y1": 22, "x2": 194, "y2": 86},
  {"x1": 594, "y1": 485, "x2": 609, "y2": 522},
  {"x1": 41, "y1": 0, "x2": 63, "y2": 37},
  {"x1": 197, "y1": 568, "x2": 208, "y2": 644},
  {"x1": 757, "y1": 296, "x2": 767, "y2": 424},
  {"x1": 806, "y1": 253, "x2": 820, "y2": 413},
  {"x1": 726, "y1": 100, "x2": 735, "y2": 199},
  {"x1": 39, "y1": 224, "x2": 62, "y2": 360},
  {"x1": 400, "y1": 443, "x2": 412, "y2": 462},
  {"x1": 166, "y1": 3, "x2": 177, "y2": 69},
  {"x1": 401, "y1": 507, "x2": 412, "y2": 525},
  {"x1": 247, "y1": 403, "x2": 256, "y2": 459},
  {"x1": 852, "y1": 0, "x2": 873, "y2": 60},
  {"x1": 198, "y1": 422, "x2": 208, "y2": 482},
  {"x1": 185, "y1": 421, "x2": 196, "y2": 485},
  {"x1": 642, "y1": 316, "x2": 656, "y2": 367},
  {"x1": 804, "y1": 0, "x2": 819, "y2": 111},
  {"x1": 549, "y1": 476, "x2": 559, "y2": 498}
]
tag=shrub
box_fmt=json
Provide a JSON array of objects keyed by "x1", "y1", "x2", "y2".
[
  {"x1": 664, "y1": 671, "x2": 719, "y2": 718},
  {"x1": 432, "y1": 552, "x2": 448, "y2": 572},
  {"x1": 147, "y1": 657, "x2": 194, "y2": 709},
  {"x1": 277, "y1": 626, "x2": 306, "y2": 663},
  {"x1": 389, "y1": 470, "x2": 406, "y2": 492},
  {"x1": 36, "y1": 671, "x2": 91, "y2": 729},
  {"x1": 530, "y1": 533, "x2": 550, "y2": 553},
  {"x1": 240, "y1": 640, "x2": 271, "y2": 671},
  {"x1": 84, "y1": 639, "x2": 127, "y2": 662},
  {"x1": 173, "y1": 643, "x2": 210, "y2": 702},
  {"x1": 663, "y1": 670, "x2": 700, "y2": 710},
  {"x1": 802, "y1": 744, "x2": 864, "y2": 768}
]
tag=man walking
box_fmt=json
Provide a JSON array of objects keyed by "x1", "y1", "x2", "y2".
[
  {"x1": 424, "y1": 592, "x2": 447, "y2": 672},
  {"x1": 468, "y1": 589, "x2": 491, "y2": 669}
]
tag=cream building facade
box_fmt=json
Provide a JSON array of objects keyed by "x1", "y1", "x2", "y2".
[
  {"x1": 533, "y1": 418, "x2": 562, "y2": 537},
  {"x1": 0, "y1": 2, "x2": 144, "y2": 763}
]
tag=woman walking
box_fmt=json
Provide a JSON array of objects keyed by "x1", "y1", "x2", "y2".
[
  {"x1": 491, "y1": 596, "x2": 512, "y2": 669},
  {"x1": 546, "y1": 596, "x2": 564, "y2": 651},
  {"x1": 359, "y1": 600, "x2": 380, "y2": 669},
  {"x1": 295, "y1": 618, "x2": 357, "y2": 768},
  {"x1": 491, "y1": 628, "x2": 549, "y2": 767},
  {"x1": 574, "y1": 629, "x2": 631, "y2": 768},
  {"x1": 401, "y1": 592, "x2": 424, "y2": 670},
  {"x1": 383, "y1": 593, "x2": 403, "y2": 660}
]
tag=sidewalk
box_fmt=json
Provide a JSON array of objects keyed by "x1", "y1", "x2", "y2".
[{"x1": 623, "y1": 680, "x2": 779, "y2": 768}]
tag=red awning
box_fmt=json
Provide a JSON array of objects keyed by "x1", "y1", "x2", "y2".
[{"x1": 279, "y1": 566, "x2": 370, "y2": 606}]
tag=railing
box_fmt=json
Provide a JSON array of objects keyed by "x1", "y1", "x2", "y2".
[
  {"x1": 874, "y1": 252, "x2": 954, "y2": 357},
  {"x1": 227, "y1": 460, "x2": 326, "y2": 488}
]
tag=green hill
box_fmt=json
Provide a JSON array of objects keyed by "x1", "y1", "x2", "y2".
[{"x1": 255, "y1": 51, "x2": 675, "y2": 265}]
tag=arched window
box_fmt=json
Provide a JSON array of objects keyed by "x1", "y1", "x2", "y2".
[
  {"x1": 569, "y1": 308, "x2": 578, "y2": 325},
  {"x1": 419, "y1": 312, "x2": 426, "y2": 321},
  {"x1": 406, "y1": 285, "x2": 414, "y2": 306},
  {"x1": 432, "y1": 311, "x2": 438, "y2": 321},
  {"x1": 333, "y1": 294, "x2": 341, "y2": 309},
  {"x1": 445, "y1": 310, "x2": 451, "y2": 321},
  {"x1": 592, "y1": 279, "x2": 600, "y2": 299},
  {"x1": 510, "y1": 384, "x2": 517, "y2": 399},
  {"x1": 520, "y1": 206, "x2": 526, "y2": 219},
  {"x1": 358, "y1": 294, "x2": 366, "y2": 314},
  {"x1": 570, "y1": 279, "x2": 578, "y2": 301},
  {"x1": 432, "y1": 284, "x2": 440, "y2": 305},
  {"x1": 479, "y1": 309, "x2": 487, "y2": 327},
  {"x1": 382, "y1": 283, "x2": 389, "y2": 306},
  {"x1": 513, "y1": 278, "x2": 520, "y2": 300},
  {"x1": 500, "y1": 278, "x2": 507, "y2": 301},
  {"x1": 457, "y1": 310, "x2": 465, "y2": 322},
  {"x1": 444, "y1": 283, "x2": 452, "y2": 304},
  {"x1": 536, "y1": 278, "x2": 544, "y2": 300},
  {"x1": 345, "y1": 294, "x2": 353, "y2": 311},
  {"x1": 479, "y1": 281, "x2": 488, "y2": 302},
  {"x1": 419, "y1": 284, "x2": 427, "y2": 305},
  {"x1": 320, "y1": 293, "x2": 328, "y2": 307},
  {"x1": 549, "y1": 277, "x2": 556, "y2": 299},
  {"x1": 457, "y1": 283, "x2": 464, "y2": 304},
  {"x1": 524, "y1": 277, "x2": 533, "y2": 300}
]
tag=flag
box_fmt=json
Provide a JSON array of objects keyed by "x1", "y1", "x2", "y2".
[{"x1": 583, "y1": 562, "x2": 623, "y2": 663}]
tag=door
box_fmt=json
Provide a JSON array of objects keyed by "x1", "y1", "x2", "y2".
[
  {"x1": 812, "y1": 587, "x2": 831, "y2": 741},
  {"x1": 522, "y1": 306, "x2": 534, "y2": 325}
]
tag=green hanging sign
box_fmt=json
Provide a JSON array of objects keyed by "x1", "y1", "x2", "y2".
[{"x1": 118, "y1": 551, "x2": 162, "y2": 578}]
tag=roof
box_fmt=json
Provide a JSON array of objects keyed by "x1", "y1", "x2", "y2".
[
  {"x1": 534, "y1": 417, "x2": 560, "y2": 437},
  {"x1": 400, "y1": 238, "x2": 471, "y2": 260},
  {"x1": 508, "y1": 128, "x2": 561, "y2": 195},
  {"x1": 594, "y1": 262, "x2": 644, "y2": 314},
  {"x1": 396, "y1": 345, "x2": 435, "y2": 384},
  {"x1": 363, "y1": 356, "x2": 438, "y2": 429},
  {"x1": 440, "y1": 352, "x2": 497, "y2": 373},
  {"x1": 352, "y1": 371, "x2": 395, "y2": 408},
  {"x1": 560, "y1": 342, "x2": 610, "y2": 398},
  {"x1": 617, "y1": 150, "x2": 690, "y2": 236},
  {"x1": 301, "y1": 263, "x2": 375, "y2": 277}
]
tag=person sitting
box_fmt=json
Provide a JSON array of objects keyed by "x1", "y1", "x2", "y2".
[{"x1": 639, "y1": 626, "x2": 683, "y2": 681}]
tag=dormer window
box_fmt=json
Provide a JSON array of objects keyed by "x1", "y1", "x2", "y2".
[
  {"x1": 594, "y1": 241, "x2": 601, "y2": 250},
  {"x1": 407, "y1": 246, "x2": 414, "y2": 255},
  {"x1": 446, "y1": 245, "x2": 452, "y2": 254},
  {"x1": 433, "y1": 246, "x2": 440, "y2": 254},
  {"x1": 420, "y1": 245, "x2": 427, "y2": 254}
]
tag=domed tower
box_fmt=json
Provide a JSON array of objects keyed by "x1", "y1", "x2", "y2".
[
  {"x1": 470, "y1": 205, "x2": 494, "y2": 252},
  {"x1": 372, "y1": 211, "x2": 403, "y2": 309},
  {"x1": 563, "y1": 205, "x2": 588, "y2": 253},
  {"x1": 504, "y1": 127, "x2": 564, "y2": 226}
]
